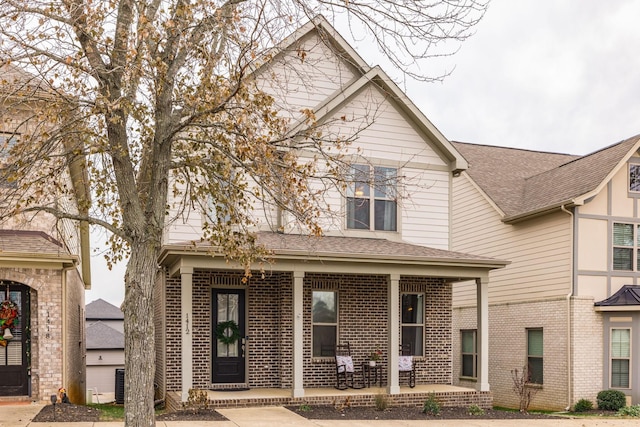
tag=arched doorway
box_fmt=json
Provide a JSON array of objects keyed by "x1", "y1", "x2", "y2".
[{"x1": 0, "y1": 281, "x2": 30, "y2": 396}]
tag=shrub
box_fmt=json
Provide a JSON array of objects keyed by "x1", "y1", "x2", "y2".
[
  {"x1": 511, "y1": 365, "x2": 539, "y2": 413},
  {"x1": 183, "y1": 389, "x2": 209, "y2": 411},
  {"x1": 422, "y1": 393, "x2": 440, "y2": 416},
  {"x1": 597, "y1": 390, "x2": 626, "y2": 411},
  {"x1": 468, "y1": 404, "x2": 485, "y2": 416},
  {"x1": 572, "y1": 398, "x2": 593, "y2": 412},
  {"x1": 617, "y1": 405, "x2": 640, "y2": 417},
  {"x1": 374, "y1": 393, "x2": 389, "y2": 411},
  {"x1": 297, "y1": 404, "x2": 311, "y2": 412}
]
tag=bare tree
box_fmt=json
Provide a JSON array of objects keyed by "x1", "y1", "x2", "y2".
[{"x1": 0, "y1": 1, "x2": 487, "y2": 425}]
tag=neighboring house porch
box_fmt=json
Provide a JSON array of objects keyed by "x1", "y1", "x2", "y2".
[{"x1": 156, "y1": 232, "x2": 506, "y2": 409}]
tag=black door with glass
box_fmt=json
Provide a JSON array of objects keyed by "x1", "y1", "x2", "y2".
[
  {"x1": 212, "y1": 289, "x2": 245, "y2": 384},
  {"x1": 0, "y1": 282, "x2": 29, "y2": 396}
]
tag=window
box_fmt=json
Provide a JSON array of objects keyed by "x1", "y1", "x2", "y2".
[
  {"x1": 527, "y1": 328, "x2": 543, "y2": 384},
  {"x1": 611, "y1": 328, "x2": 631, "y2": 388},
  {"x1": 312, "y1": 291, "x2": 337, "y2": 357},
  {"x1": 461, "y1": 329, "x2": 477, "y2": 378},
  {"x1": 347, "y1": 164, "x2": 397, "y2": 231},
  {"x1": 401, "y1": 293, "x2": 424, "y2": 356},
  {"x1": 630, "y1": 164, "x2": 640, "y2": 192},
  {"x1": 613, "y1": 223, "x2": 640, "y2": 271},
  {"x1": 0, "y1": 133, "x2": 18, "y2": 187}
]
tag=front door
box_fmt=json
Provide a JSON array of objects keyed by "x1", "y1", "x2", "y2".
[
  {"x1": 212, "y1": 289, "x2": 245, "y2": 384},
  {"x1": 0, "y1": 283, "x2": 29, "y2": 396}
]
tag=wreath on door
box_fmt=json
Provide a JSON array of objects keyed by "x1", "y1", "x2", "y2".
[
  {"x1": 215, "y1": 320, "x2": 241, "y2": 345},
  {"x1": 0, "y1": 298, "x2": 18, "y2": 347}
]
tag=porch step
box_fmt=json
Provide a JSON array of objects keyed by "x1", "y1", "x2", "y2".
[{"x1": 0, "y1": 396, "x2": 31, "y2": 405}]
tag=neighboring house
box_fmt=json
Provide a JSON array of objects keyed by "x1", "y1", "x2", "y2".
[
  {"x1": 154, "y1": 17, "x2": 508, "y2": 410},
  {"x1": 85, "y1": 299, "x2": 124, "y2": 397},
  {"x1": 451, "y1": 136, "x2": 640, "y2": 410},
  {"x1": 0, "y1": 65, "x2": 91, "y2": 403}
]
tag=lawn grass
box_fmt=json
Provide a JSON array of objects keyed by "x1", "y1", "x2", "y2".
[{"x1": 87, "y1": 403, "x2": 125, "y2": 421}]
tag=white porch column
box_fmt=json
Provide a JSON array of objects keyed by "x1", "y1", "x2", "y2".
[
  {"x1": 387, "y1": 274, "x2": 400, "y2": 394},
  {"x1": 292, "y1": 270, "x2": 305, "y2": 398},
  {"x1": 181, "y1": 267, "x2": 194, "y2": 402},
  {"x1": 476, "y1": 277, "x2": 490, "y2": 392}
]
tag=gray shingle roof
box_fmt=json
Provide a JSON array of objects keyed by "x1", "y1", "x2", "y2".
[
  {"x1": 167, "y1": 232, "x2": 505, "y2": 267},
  {"x1": 0, "y1": 230, "x2": 66, "y2": 255},
  {"x1": 86, "y1": 298, "x2": 124, "y2": 320},
  {"x1": 452, "y1": 135, "x2": 640, "y2": 220},
  {"x1": 86, "y1": 321, "x2": 124, "y2": 349},
  {"x1": 256, "y1": 232, "x2": 494, "y2": 262}
]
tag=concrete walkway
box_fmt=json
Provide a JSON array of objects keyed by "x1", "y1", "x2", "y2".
[{"x1": 3, "y1": 403, "x2": 640, "y2": 427}]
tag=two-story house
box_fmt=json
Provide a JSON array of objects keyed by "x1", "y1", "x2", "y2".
[
  {"x1": 153, "y1": 17, "x2": 508, "y2": 410},
  {"x1": 451, "y1": 136, "x2": 640, "y2": 410},
  {"x1": 0, "y1": 64, "x2": 91, "y2": 403},
  {"x1": 85, "y1": 298, "x2": 124, "y2": 401}
]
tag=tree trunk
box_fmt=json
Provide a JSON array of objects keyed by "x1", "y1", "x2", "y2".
[{"x1": 123, "y1": 240, "x2": 159, "y2": 427}]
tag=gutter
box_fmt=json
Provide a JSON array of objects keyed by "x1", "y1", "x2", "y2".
[
  {"x1": 503, "y1": 199, "x2": 583, "y2": 224},
  {"x1": 561, "y1": 203, "x2": 574, "y2": 411}
]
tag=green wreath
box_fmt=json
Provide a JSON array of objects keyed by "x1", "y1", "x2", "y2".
[{"x1": 215, "y1": 320, "x2": 241, "y2": 345}]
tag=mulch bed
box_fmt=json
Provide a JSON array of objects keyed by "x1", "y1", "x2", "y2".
[
  {"x1": 286, "y1": 405, "x2": 562, "y2": 420},
  {"x1": 33, "y1": 402, "x2": 617, "y2": 422},
  {"x1": 33, "y1": 403, "x2": 101, "y2": 423}
]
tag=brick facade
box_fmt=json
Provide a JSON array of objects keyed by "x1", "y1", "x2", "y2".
[
  {"x1": 453, "y1": 298, "x2": 572, "y2": 411},
  {"x1": 161, "y1": 269, "x2": 454, "y2": 393},
  {"x1": 0, "y1": 266, "x2": 85, "y2": 403}
]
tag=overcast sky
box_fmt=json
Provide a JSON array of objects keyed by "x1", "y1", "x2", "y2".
[{"x1": 85, "y1": 0, "x2": 640, "y2": 307}]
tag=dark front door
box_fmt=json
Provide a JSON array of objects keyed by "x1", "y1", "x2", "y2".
[
  {"x1": 0, "y1": 283, "x2": 29, "y2": 396},
  {"x1": 212, "y1": 289, "x2": 245, "y2": 384}
]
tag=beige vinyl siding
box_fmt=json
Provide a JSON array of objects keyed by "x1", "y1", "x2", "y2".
[
  {"x1": 257, "y1": 32, "x2": 359, "y2": 119},
  {"x1": 401, "y1": 167, "x2": 450, "y2": 249},
  {"x1": 452, "y1": 174, "x2": 572, "y2": 306}
]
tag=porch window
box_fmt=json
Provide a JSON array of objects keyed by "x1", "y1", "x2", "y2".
[
  {"x1": 401, "y1": 293, "x2": 424, "y2": 356},
  {"x1": 527, "y1": 328, "x2": 543, "y2": 384},
  {"x1": 611, "y1": 328, "x2": 631, "y2": 388},
  {"x1": 613, "y1": 223, "x2": 640, "y2": 271},
  {"x1": 347, "y1": 164, "x2": 397, "y2": 231},
  {"x1": 312, "y1": 291, "x2": 337, "y2": 357},
  {"x1": 461, "y1": 329, "x2": 477, "y2": 378}
]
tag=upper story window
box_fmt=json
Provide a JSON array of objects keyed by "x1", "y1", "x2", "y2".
[
  {"x1": 0, "y1": 133, "x2": 18, "y2": 156},
  {"x1": 346, "y1": 164, "x2": 397, "y2": 231},
  {"x1": 613, "y1": 223, "x2": 640, "y2": 271},
  {"x1": 629, "y1": 163, "x2": 640, "y2": 192}
]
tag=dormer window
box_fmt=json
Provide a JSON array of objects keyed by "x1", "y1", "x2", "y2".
[{"x1": 346, "y1": 164, "x2": 397, "y2": 231}]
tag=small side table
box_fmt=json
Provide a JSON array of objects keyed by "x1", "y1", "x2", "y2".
[{"x1": 362, "y1": 363, "x2": 383, "y2": 387}]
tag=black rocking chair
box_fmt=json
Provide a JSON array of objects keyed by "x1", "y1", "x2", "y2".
[
  {"x1": 335, "y1": 342, "x2": 365, "y2": 390},
  {"x1": 399, "y1": 343, "x2": 416, "y2": 388}
]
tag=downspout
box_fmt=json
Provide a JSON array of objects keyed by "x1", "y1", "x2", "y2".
[{"x1": 561, "y1": 204, "x2": 574, "y2": 411}]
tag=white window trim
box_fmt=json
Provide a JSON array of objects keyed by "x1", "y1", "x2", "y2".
[
  {"x1": 346, "y1": 163, "x2": 399, "y2": 233},
  {"x1": 609, "y1": 327, "x2": 632, "y2": 390}
]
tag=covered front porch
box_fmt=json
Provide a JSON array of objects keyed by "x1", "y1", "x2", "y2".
[
  {"x1": 158, "y1": 233, "x2": 507, "y2": 407},
  {"x1": 165, "y1": 384, "x2": 491, "y2": 411}
]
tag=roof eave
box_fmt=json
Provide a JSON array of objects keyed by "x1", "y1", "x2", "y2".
[
  {"x1": 159, "y1": 244, "x2": 509, "y2": 272},
  {"x1": 502, "y1": 199, "x2": 582, "y2": 224}
]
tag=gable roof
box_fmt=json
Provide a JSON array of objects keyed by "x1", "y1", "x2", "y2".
[
  {"x1": 86, "y1": 321, "x2": 124, "y2": 349},
  {"x1": 86, "y1": 298, "x2": 123, "y2": 320},
  {"x1": 595, "y1": 285, "x2": 640, "y2": 311},
  {"x1": 0, "y1": 230, "x2": 78, "y2": 267},
  {"x1": 260, "y1": 16, "x2": 468, "y2": 173},
  {"x1": 453, "y1": 135, "x2": 640, "y2": 222}
]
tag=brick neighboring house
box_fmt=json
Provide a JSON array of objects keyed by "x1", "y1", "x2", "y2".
[
  {"x1": 154, "y1": 17, "x2": 508, "y2": 409},
  {"x1": 450, "y1": 136, "x2": 640, "y2": 410},
  {"x1": 85, "y1": 299, "x2": 124, "y2": 398},
  {"x1": 0, "y1": 65, "x2": 91, "y2": 403}
]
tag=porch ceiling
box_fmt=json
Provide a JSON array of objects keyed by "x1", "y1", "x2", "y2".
[{"x1": 159, "y1": 232, "x2": 508, "y2": 280}]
